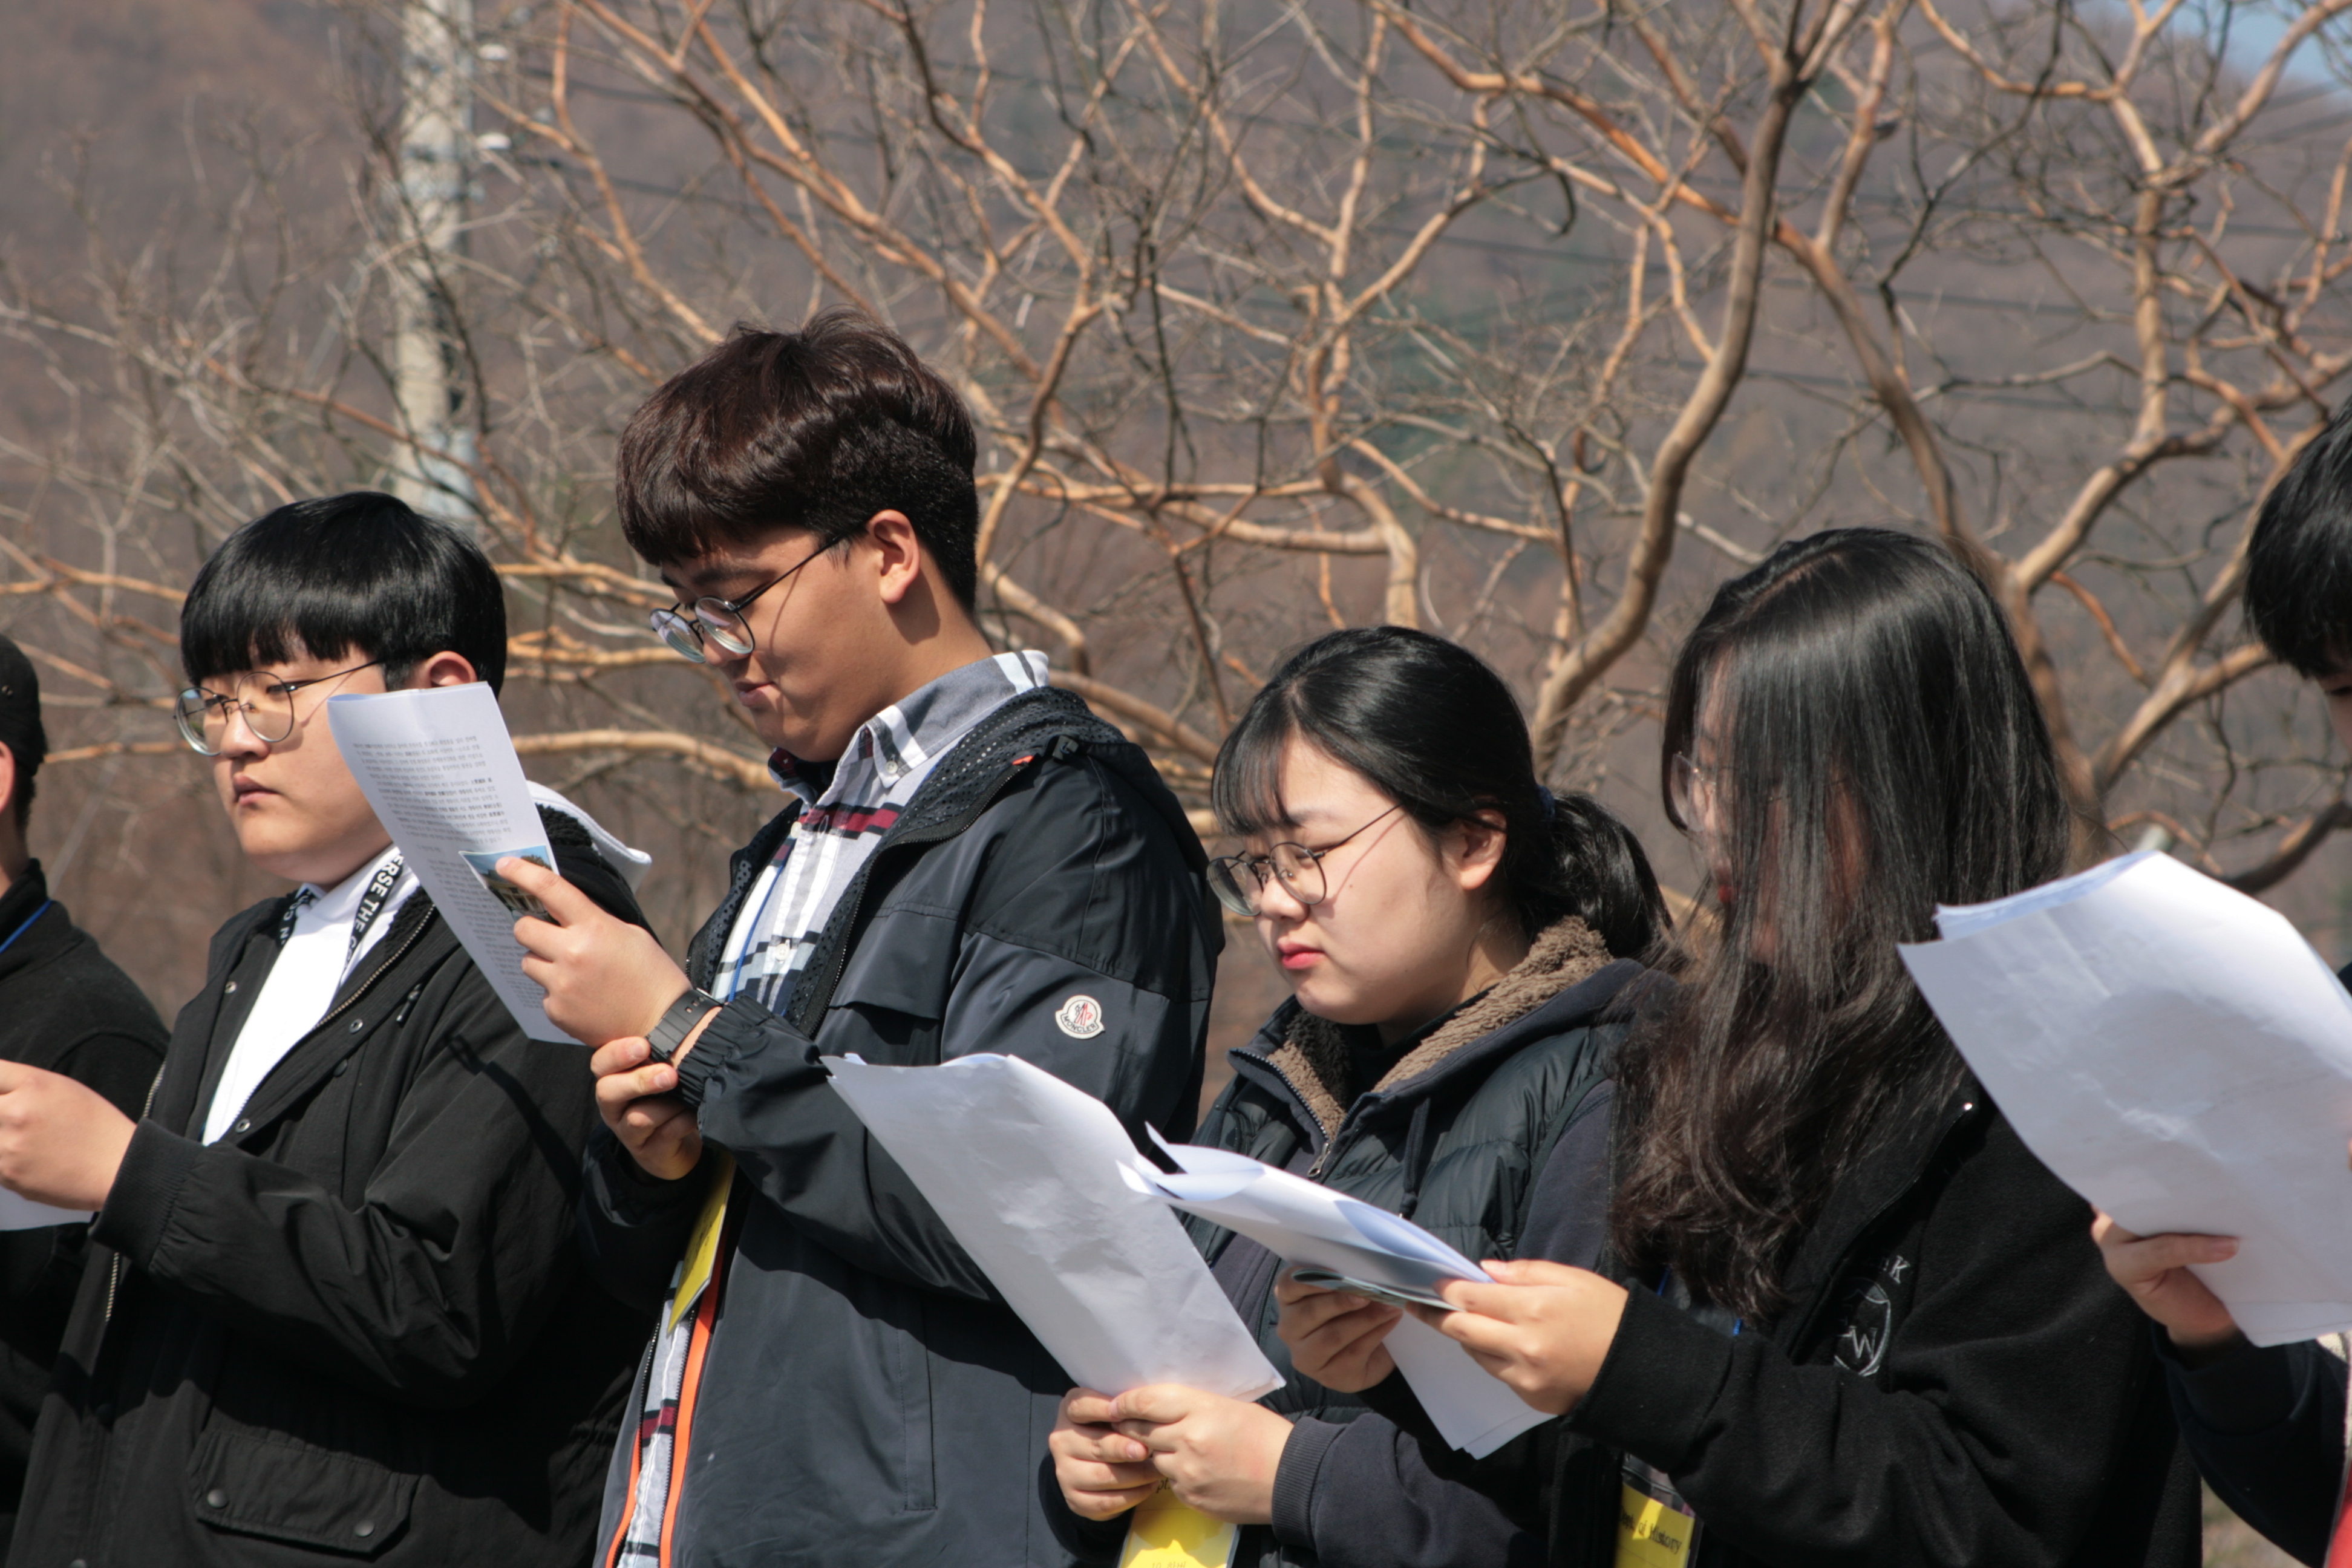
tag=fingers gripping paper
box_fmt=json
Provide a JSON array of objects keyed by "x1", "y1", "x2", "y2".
[
  {"x1": 823, "y1": 1054, "x2": 1281, "y2": 1402},
  {"x1": 1126, "y1": 1140, "x2": 1550, "y2": 1457},
  {"x1": 325, "y1": 685, "x2": 572, "y2": 1043},
  {"x1": 1899, "y1": 850, "x2": 2352, "y2": 1345}
]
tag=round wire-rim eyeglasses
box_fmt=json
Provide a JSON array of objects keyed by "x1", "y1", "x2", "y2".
[
  {"x1": 174, "y1": 661, "x2": 382, "y2": 756},
  {"x1": 648, "y1": 540, "x2": 833, "y2": 664},
  {"x1": 1206, "y1": 803, "x2": 1403, "y2": 918}
]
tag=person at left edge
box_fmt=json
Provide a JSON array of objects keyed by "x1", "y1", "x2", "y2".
[
  {"x1": 1, "y1": 493, "x2": 654, "y2": 1567},
  {"x1": 0, "y1": 633, "x2": 168, "y2": 1556}
]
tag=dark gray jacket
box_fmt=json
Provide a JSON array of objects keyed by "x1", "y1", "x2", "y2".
[
  {"x1": 11, "y1": 808, "x2": 652, "y2": 1568},
  {"x1": 1178, "y1": 921, "x2": 1641, "y2": 1568},
  {"x1": 580, "y1": 688, "x2": 1220, "y2": 1568}
]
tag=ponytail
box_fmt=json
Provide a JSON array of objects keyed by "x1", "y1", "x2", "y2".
[
  {"x1": 1520, "y1": 790, "x2": 1667, "y2": 962},
  {"x1": 1211, "y1": 626, "x2": 1668, "y2": 961}
]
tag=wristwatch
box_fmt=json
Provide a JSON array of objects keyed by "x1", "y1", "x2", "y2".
[{"x1": 647, "y1": 987, "x2": 725, "y2": 1065}]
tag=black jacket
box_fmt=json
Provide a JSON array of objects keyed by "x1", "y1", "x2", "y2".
[
  {"x1": 2164, "y1": 1334, "x2": 2342, "y2": 1565},
  {"x1": 1175, "y1": 923, "x2": 1641, "y2": 1568},
  {"x1": 2147, "y1": 961, "x2": 2352, "y2": 1567},
  {"x1": 579, "y1": 688, "x2": 1220, "y2": 1568},
  {"x1": 1387, "y1": 1086, "x2": 2203, "y2": 1568},
  {"x1": 10, "y1": 809, "x2": 650, "y2": 1568},
  {"x1": 0, "y1": 865, "x2": 167, "y2": 1551}
]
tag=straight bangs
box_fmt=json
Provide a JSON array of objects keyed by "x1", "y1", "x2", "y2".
[
  {"x1": 1208, "y1": 696, "x2": 1302, "y2": 839},
  {"x1": 180, "y1": 494, "x2": 508, "y2": 693}
]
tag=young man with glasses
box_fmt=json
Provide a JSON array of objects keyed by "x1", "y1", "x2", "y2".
[
  {"x1": 0, "y1": 636, "x2": 167, "y2": 1555},
  {"x1": 493, "y1": 312, "x2": 1220, "y2": 1568},
  {"x1": 1, "y1": 492, "x2": 655, "y2": 1568}
]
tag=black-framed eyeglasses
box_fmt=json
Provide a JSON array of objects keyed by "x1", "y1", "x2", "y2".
[
  {"x1": 174, "y1": 661, "x2": 382, "y2": 756},
  {"x1": 1207, "y1": 803, "x2": 1404, "y2": 917},
  {"x1": 649, "y1": 540, "x2": 834, "y2": 664}
]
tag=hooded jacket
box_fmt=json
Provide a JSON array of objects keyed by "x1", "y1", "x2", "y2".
[
  {"x1": 578, "y1": 687, "x2": 1220, "y2": 1568},
  {"x1": 1177, "y1": 920, "x2": 1644, "y2": 1568},
  {"x1": 10, "y1": 808, "x2": 651, "y2": 1568},
  {"x1": 1377, "y1": 1082, "x2": 2204, "y2": 1568},
  {"x1": 0, "y1": 865, "x2": 168, "y2": 1553}
]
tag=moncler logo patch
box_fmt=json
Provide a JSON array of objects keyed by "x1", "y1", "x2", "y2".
[{"x1": 1054, "y1": 995, "x2": 1105, "y2": 1039}]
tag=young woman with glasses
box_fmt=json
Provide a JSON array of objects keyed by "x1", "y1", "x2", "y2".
[
  {"x1": 1282, "y1": 531, "x2": 2199, "y2": 1568},
  {"x1": 1048, "y1": 626, "x2": 1667, "y2": 1568}
]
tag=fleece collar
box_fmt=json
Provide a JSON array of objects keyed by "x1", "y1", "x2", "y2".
[{"x1": 1266, "y1": 915, "x2": 1615, "y2": 1141}]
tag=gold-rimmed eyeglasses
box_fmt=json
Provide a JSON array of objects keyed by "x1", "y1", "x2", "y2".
[
  {"x1": 1206, "y1": 803, "x2": 1403, "y2": 918},
  {"x1": 648, "y1": 540, "x2": 834, "y2": 664},
  {"x1": 174, "y1": 661, "x2": 382, "y2": 756}
]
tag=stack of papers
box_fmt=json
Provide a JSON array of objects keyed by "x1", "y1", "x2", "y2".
[
  {"x1": 1900, "y1": 850, "x2": 2352, "y2": 1345},
  {"x1": 1125, "y1": 1140, "x2": 1550, "y2": 1457},
  {"x1": 825, "y1": 1053, "x2": 1550, "y2": 1456}
]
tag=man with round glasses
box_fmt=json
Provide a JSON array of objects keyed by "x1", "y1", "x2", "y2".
[
  {"x1": 5, "y1": 493, "x2": 654, "y2": 1568},
  {"x1": 492, "y1": 311, "x2": 1220, "y2": 1568}
]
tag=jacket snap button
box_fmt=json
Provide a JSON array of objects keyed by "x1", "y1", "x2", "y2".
[
  {"x1": 348, "y1": 1018, "x2": 365, "y2": 1033},
  {"x1": 232, "y1": 1119, "x2": 252, "y2": 1135},
  {"x1": 354, "y1": 1520, "x2": 376, "y2": 1538},
  {"x1": 223, "y1": 980, "x2": 238, "y2": 995},
  {"x1": 68, "y1": 1560, "x2": 87, "y2": 1568},
  {"x1": 205, "y1": 1488, "x2": 227, "y2": 1508},
  {"x1": 332, "y1": 1059, "x2": 351, "y2": 1077}
]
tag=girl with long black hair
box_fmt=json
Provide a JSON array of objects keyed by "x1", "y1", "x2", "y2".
[
  {"x1": 1283, "y1": 529, "x2": 2200, "y2": 1567},
  {"x1": 1047, "y1": 626, "x2": 1666, "y2": 1568}
]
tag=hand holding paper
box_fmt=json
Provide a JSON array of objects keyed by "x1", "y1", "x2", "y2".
[
  {"x1": 1899, "y1": 849, "x2": 2352, "y2": 1346},
  {"x1": 327, "y1": 686, "x2": 577, "y2": 1041},
  {"x1": 1128, "y1": 1138, "x2": 1552, "y2": 1456}
]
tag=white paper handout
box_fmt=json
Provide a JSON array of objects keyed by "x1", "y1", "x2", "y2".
[
  {"x1": 0, "y1": 1190, "x2": 89, "y2": 1231},
  {"x1": 1900, "y1": 849, "x2": 2352, "y2": 1345},
  {"x1": 825, "y1": 1053, "x2": 1281, "y2": 1403},
  {"x1": 1128, "y1": 1140, "x2": 1550, "y2": 1457},
  {"x1": 325, "y1": 685, "x2": 570, "y2": 1043}
]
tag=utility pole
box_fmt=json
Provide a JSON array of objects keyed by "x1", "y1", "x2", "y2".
[{"x1": 390, "y1": 0, "x2": 478, "y2": 528}]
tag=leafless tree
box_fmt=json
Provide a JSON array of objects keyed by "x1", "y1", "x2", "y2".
[{"x1": 7, "y1": 0, "x2": 2352, "y2": 982}]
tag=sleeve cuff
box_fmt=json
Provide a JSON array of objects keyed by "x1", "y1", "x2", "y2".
[
  {"x1": 1565, "y1": 1282, "x2": 1737, "y2": 1473},
  {"x1": 1269, "y1": 1416, "x2": 1345, "y2": 1549},
  {"x1": 671, "y1": 996, "x2": 766, "y2": 1109},
  {"x1": 2158, "y1": 1325, "x2": 2301, "y2": 1436},
  {"x1": 91, "y1": 1119, "x2": 204, "y2": 1269}
]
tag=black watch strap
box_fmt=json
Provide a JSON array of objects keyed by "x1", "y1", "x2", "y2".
[{"x1": 647, "y1": 987, "x2": 724, "y2": 1064}]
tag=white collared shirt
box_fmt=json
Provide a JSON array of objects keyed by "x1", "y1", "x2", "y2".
[{"x1": 201, "y1": 845, "x2": 419, "y2": 1143}]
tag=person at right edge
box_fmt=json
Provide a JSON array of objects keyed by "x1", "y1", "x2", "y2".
[
  {"x1": 495, "y1": 312, "x2": 1220, "y2": 1567},
  {"x1": 1282, "y1": 529, "x2": 2201, "y2": 1567},
  {"x1": 2093, "y1": 394, "x2": 2352, "y2": 1568}
]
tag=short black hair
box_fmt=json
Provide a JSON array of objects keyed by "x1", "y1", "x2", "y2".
[
  {"x1": 615, "y1": 311, "x2": 981, "y2": 607},
  {"x1": 2247, "y1": 399, "x2": 2352, "y2": 677},
  {"x1": 181, "y1": 492, "x2": 508, "y2": 693},
  {"x1": 0, "y1": 635, "x2": 44, "y2": 827}
]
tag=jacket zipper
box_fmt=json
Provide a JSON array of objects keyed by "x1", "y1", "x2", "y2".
[
  {"x1": 100, "y1": 909, "x2": 440, "y2": 1328},
  {"x1": 1229, "y1": 1048, "x2": 1349, "y2": 1177}
]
